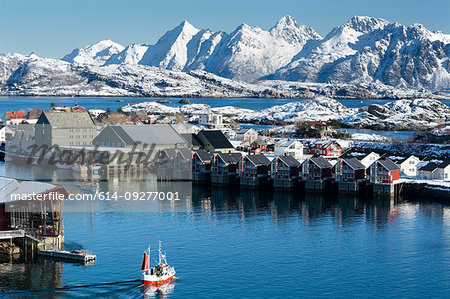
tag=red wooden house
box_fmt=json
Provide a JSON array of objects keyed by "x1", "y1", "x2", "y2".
[
  {"x1": 192, "y1": 150, "x2": 213, "y2": 181},
  {"x1": 239, "y1": 154, "x2": 271, "y2": 178},
  {"x1": 368, "y1": 158, "x2": 400, "y2": 184},
  {"x1": 301, "y1": 156, "x2": 333, "y2": 180},
  {"x1": 211, "y1": 153, "x2": 242, "y2": 184},
  {"x1": 309, "y1": 140, "x2": 342, "y2": 157},
  {"x1": 334, "y1": 158, "x2": 366, "y2": 182}
]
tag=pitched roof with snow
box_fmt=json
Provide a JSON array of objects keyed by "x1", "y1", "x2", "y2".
[
  {"x1": 438, "y1": 160, "x2": 450, "y2": 169},
  {"x1": 0, "y1": 177, "x2": 61, "y2": 203}
]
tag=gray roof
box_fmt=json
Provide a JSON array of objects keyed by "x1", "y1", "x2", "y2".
[
  {"x1": 110, "y1": 125, "x2": 187, "y2": 146},
  {"x1": 438, "y1": 160, "x2": 450, "y2": 169},
  {"x1": 310, "y1": 156, "x2": 332, "y2": 169},
  {"x1": 216, "y1": 152, "x2": 242, "y2": 164},
  {"x1": 180, "y1": 133, "x2": 204, "y2": 147},
  {"x1": 160, "y1": 148, "x2": 176, "y2": 159},
  {"x1": 277, "y1": 155, "x2": 301, "y2": 167},
  {"x1": 340, "y1": 158, "x2": 365, "y2": 170},
  {"x1": 198, "y1": 130, "x2": 234, "y2": 149},
  {"x1": 176, "y1": 148, "x2": 193, "y2": 159},
  {"x1": 237, "y1": 128, "x2": 255, "y2": 134},
  {"x1": 0, "y1": 177, "x2": 59, "y2": 203},
  {"x1": 38, "y1": 111, "x2": 95, "y2": 128},
  {"x1": 193, "y1": 150, "x2": 213, "y2": 162},
  {"x1": 376, "y1": 159, "x2": 401, "y2": 171},
  {"x1": 245, "y1": 154, "x2": 271, "y2": 166},
  {"x1": 419, "y1": 162, "x2": 439, "y2": 172}
]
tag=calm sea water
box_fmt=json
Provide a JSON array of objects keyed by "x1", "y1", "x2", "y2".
[
  {"x1": 1, "y1": 97, "x2": 450, "y2": 298},
  {"x1": 1, "y1": 163, "x2": 450, "y2": 298}
]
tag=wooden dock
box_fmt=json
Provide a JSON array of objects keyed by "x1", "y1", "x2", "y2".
[
  {"x1": 38, "y1": 249, "x2": 97, "y2": 264},
  {"x1": 0, "y1": 230, "x2": 25, "y2": 240}
]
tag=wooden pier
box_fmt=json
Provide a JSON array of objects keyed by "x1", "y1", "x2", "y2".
[
  {"x1": 38, "y1": 249, "x2": 97, "y2": 264},
  {"x1": 0, "y1": 230, "x2": 25, "y2": 240}
]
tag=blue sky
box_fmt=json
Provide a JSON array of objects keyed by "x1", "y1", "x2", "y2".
[{"x1": 1, "y1": 0, "x2": 449, "y2": 58}]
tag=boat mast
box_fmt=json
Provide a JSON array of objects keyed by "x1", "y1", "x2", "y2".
[
  {"x1": 159, "y1": 240, "x2": 162, "y2": 265},
  {"x1": 148, "y1": 244, "x2": 151, "y2": 268}
]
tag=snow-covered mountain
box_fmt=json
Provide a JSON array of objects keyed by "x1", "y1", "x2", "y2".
[
  {"x1": 103, "y1": 16, "x2": 321, "y2": 82},
  {"x1": 269, "y1": 16, "x2": 450, "y2": 90},
  {"x1": 62, "y1": 40, "x2": 124, "y2": 65},
  {"x1": 106, "y1": 43, "x2": 150, "y2": 65},
  {"x1": 1, "y1": 15, "x2": 449, "y2": 95},
  {"x1": 138, "y1": 20, "x2": 200, "y2": 71},
  {"x1": 188, "y1": 16, "x2": 322, "y2": 81}
]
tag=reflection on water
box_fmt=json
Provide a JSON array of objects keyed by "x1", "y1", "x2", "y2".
[
  {"x1": 143, "y1": 281, "x2": 176, "y2": 299},
  {"x1": 1, "y1": 162, "x2": 450, "y2": 297}
]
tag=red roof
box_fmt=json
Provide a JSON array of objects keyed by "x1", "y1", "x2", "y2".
[
  {"x1": 6, "y1": 111, "x2": 26, "y2": 119},
  {"x1": 306, "y1": 121, "x2": 329, "y2": 126}
]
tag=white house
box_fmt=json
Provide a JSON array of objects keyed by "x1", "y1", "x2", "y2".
[
  {"x1": 274, "y1": 140, "x2": 303, "y2": 160},
  {"x1": 418, "y1": 162, "x2": 440, "y2": 180},
  {"x1": 236, "y1": 128, "x2": 258, "y2": 144},
  {"x1": 193, "y1": 112, "x2": 223, "y2": 129},
  {"x1": 88, "y1": 109, "x2": 106, "y2": 118},
  {"x1": 393, "y1": 155, "x2": 421, "y2": 177},
  {"x1": 343, "y1": 151, "x2": 380, "y2": 169},
  {"x1": 436, "y1": 160, "x2": 450, "y2": 181}
]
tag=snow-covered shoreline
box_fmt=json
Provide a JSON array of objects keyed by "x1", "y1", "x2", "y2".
[{"x1": 122, "y1": 97, "x2": 450, "y2": 131}]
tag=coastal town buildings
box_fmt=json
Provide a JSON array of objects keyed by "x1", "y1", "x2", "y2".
[
  {"x1": 196, "y1": 130, "x2": 235, "y2": 153},
  {"x1": 309, "y1": 140, "x2": 342, "y2": 157},
  {"x1": 35, "y1": 111, "x2": 96, "y2": 147},
  {"x1": 274, "y1": 140, "x2": 303, "y2": 160},
  {"x1": 191, "y1": 112, "x2": 223, "y2": 129},
  {"x1": 1, "y1": 112, "x2": 27, "y2": 125},
  {"x1": 393, "y1": 155, "x2": 421, "y2": 177},
  {"x1": 334, "y1": 158, "x2": 366, "y2": 182},
  {"x1": 271, "y1": 155, "x2": 302, "y2": 189},
  {"x1": 239, "y1": 154, "x2": 271, "y2": 187},
  {"x1": 236, "y1": 128, "x2": 258, "y2": 144},
  {"x1": 368, "y1": 159, "x2": 400, "y2": 184},
  {"x1": 192, "y1": 150, "x2": 213, "y2": 181},
  {"x1": 211, "y1": 152, "x2": 241, "y2": 184}
]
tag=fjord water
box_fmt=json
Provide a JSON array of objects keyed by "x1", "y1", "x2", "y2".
[
  {"x1": 1, "y1": 163, "x2": 450, "y2": 298},
  {"x1": 1, "y1": 97, "x2": 450, "y2": 298},
  {"x1": 0, "y1": 96, "x2": 449, "y2": 117},
  {"x1": 1, "y1": 184, "x2": 450, "y2": 298}
]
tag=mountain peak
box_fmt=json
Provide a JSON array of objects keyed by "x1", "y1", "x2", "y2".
[
  {"x1": 273, "y1": 15, "x2": 298, "y2": 29},
  {"x1": 62, "y1": 40, "x2": 124, "y2": 64},
  {"x1": 175, "y1": 20, "x2": 198, "y2": 33},
  {"x1": 343, "y1": 16, "x2": 390, "y2": 33},
  {"x1": 270, "y1": 15, "x2": 322, "y2": 44}
]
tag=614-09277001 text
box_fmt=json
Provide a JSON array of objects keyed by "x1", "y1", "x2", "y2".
[{"x1": 67, "y1": 191, "x2": 180, "y2": 201}]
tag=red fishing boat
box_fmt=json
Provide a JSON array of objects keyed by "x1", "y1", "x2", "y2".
[{"x1": 141, "y1": 241, "x2": 176, "y2": 285}]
